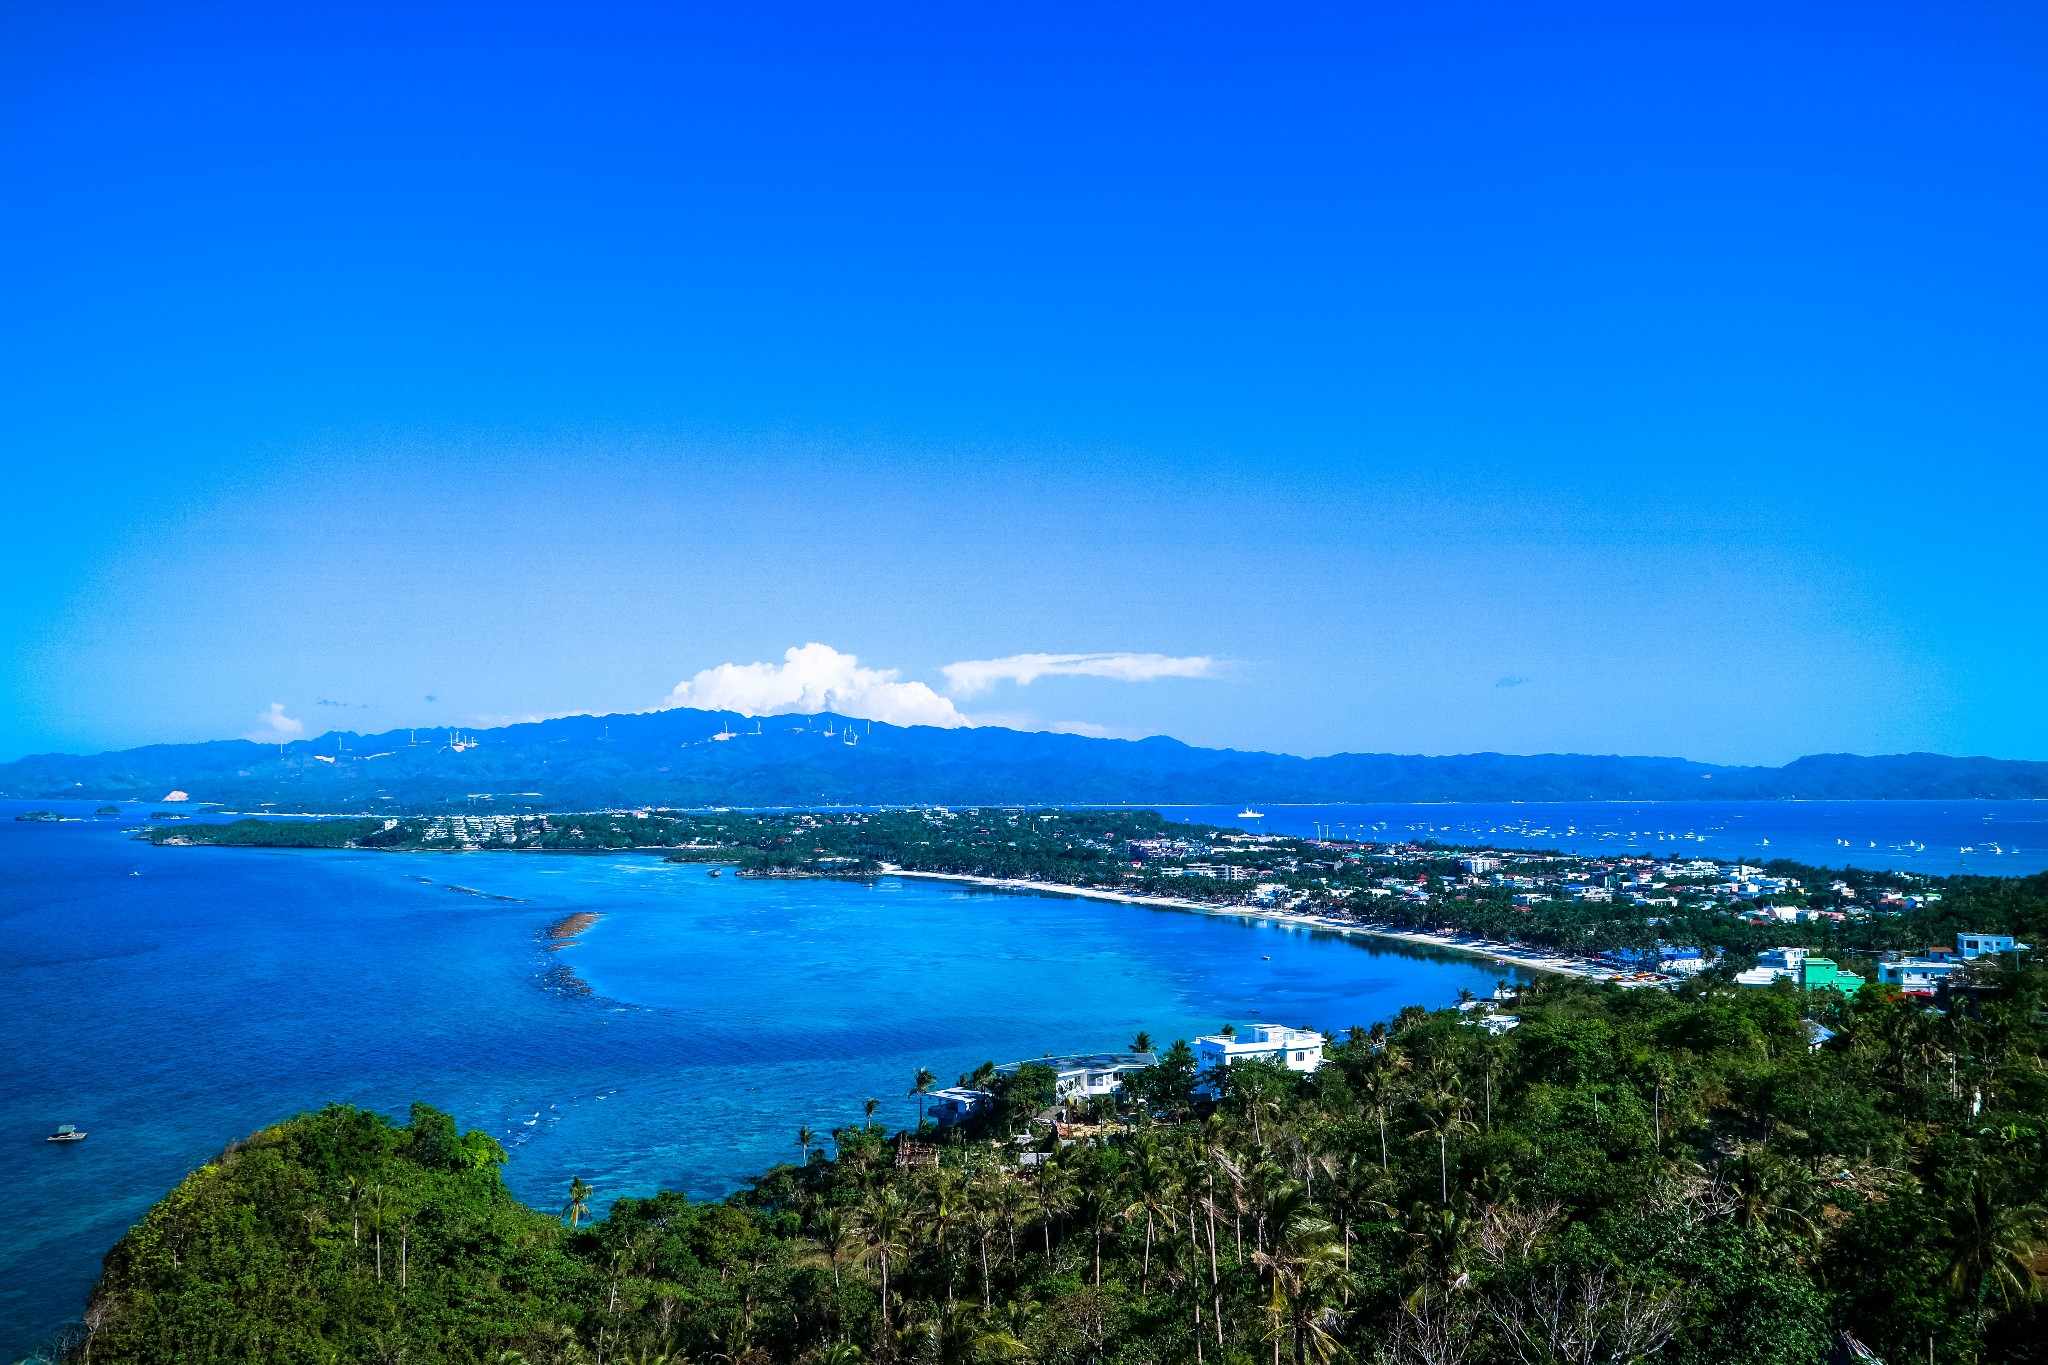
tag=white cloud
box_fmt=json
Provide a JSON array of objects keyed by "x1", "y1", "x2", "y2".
[
  {"x1": 941, "y1": 651, "x2": 1218, "y2": 696},
  {"x1": 247, "y1": 702, "x2": 305, "y2": 743},
  {"x1": 663, "y1": 643, "x2": 969, "y2": 728}
]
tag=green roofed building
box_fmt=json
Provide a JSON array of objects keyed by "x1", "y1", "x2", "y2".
[{"x1": 1800, "y1": 955, "x2": 1865, "y2": 995}]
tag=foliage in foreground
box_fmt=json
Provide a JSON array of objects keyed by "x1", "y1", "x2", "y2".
[{"x1": 61, "y1": 963, "x2": 2048, "y2": 1365}]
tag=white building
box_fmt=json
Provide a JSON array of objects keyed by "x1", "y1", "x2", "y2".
[
  {"x1": 1734, "y1": 946, "x2": 1807, "y2": 987},
  {"x1": 1875, "y1": 957, "x2": 1965, "y2": 994},
  {"x1": 994, "y1": 1052, "x2": 1155, "y2": 1102},
  {"x1": 1193, "y1": 1023, "x2": 1326, "y2": 1095}
]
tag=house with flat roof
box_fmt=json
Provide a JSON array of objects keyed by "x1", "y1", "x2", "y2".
[
  {"x1": 1799, "y1": 956, "x2": 1865, "y2": 996},
  {"x1": 1193, "y1": 1023, "x2": 1327, "y2": 1096},
  {"x1": 1735, "y1": 946, "x2": 1807, "y2": 987},
  {"x1": 927, "y1": 1087, "x2": 993, "y2": 1128},
  {"x1": 1957, "y1": 932, "x2": 2026, "y2": 959},
  {"x1": 994, "y1": 1052, "x2": 1155, "y2": 1102},
  {"x1": 1876, "y1": 955, "x2": 1966, "y2": 995}
]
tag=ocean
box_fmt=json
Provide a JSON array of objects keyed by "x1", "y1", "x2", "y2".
[
  {"x1": 2, "y1": 803, "x2": 1519, "y2": 1359},
  {"x1": 5, "y1": 796, "x2": 2040, "y2": 1356},
  {"x1": 1155, "y1": 799, "x2": 2048, "y2": 877}
]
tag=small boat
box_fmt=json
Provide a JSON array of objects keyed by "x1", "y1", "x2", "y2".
[
  {"x1": 1237, "y1": 808, "x2": 1265, "y2": 819},
  {"x1": 47, "y1": 1125, "x2": 86, "y2": 1143}
]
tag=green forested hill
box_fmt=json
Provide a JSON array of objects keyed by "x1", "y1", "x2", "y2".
[{"x1": 64, "y1": 962, "x2": 2048, "y2": 1365}]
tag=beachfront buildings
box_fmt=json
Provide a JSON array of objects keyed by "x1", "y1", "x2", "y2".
[
  {"x1": 1193, "y1": 1023, "x2": 1327, "y2": 1095},
  {"x1": 1604, "y1": 944, "x2": 1709, "y2": 976}
]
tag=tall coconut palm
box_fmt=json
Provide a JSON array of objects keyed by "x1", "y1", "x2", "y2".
[
  {"x1": 863, "y1": 1097, "x2": 881, "y2": 1130},
  {"x1": 340, "y1": 1174, "x2": 363, "y2": 1246},
  {"x1": 1120, "y1": 1134, "x2": 1180, "y2": 1297},
  {"x1": 1355, "y1": 1045, "x2": 1408, "y2": 1170},
  {"x1": 1255, "y1": 1194, "x2": 1350, "y2": 1365},
  {"x1": 365, "y1": 1184, "x2": 390, "y2": 1281},
  {"x1": 1035, "y1": 1159, "x2": 1079, "y2": 1261},
  {"x1": 1722, "y1": 1149, "x2": 1818, "y2": 1249},
  {"x1": 1943, "y1": 1170, "x2": 2047, "y2": 1335},
  {"x1": 911, "y1": 1068, "x2": 939, "y2": 1129},
  {"x1": 797, "y1": 1125, "x2": 817, "y2": 1166},
  {"x1": 1073, "y1": 1153, "x2": 1120, "y2": 1288},
  {"x1": 1131, "y1": 1030, "x2": 1155, "y2": 1054},
  {"x1": 857, "y1": 1187, "x2": 912, "y2": 1329},
  {"x1": 563, "y1": 1176, "x2": 593, "y2": 1229},
  {"x1": 817, "y1": 1207, "x2": 853, "y2": 1287},
  {"x1": 1410, "y1": 1079, "x2": 1475, "y2": 1206},
  {"x1": 922, "y1": 1164, "x2": 965, "y2": 1305}
]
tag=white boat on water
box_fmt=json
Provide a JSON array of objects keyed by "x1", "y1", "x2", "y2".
[
  {"x1": 47, "y1": 1125, "x2": 86, "y2": 1143},
  {"x1": 1237, "y1": 808, "x2": 1264, "y2": 819}
]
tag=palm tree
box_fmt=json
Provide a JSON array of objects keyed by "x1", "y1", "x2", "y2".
[
  {"x1": 1943, "y1": 1170, "x2": 2047, "y2": 1334},
  {"x1": 340, "y1": 1174, "x2": 363, "y2": 1246},
  {"x1": 1074, "y1": 1154, "x2": 1119, "y2": 1288},
  {"x1": 797, "y1": 1124, "x2": 817, "y2": 1166},
  {"x1": 910, "y1": 1067, "x2": 938, "y2": 1129},
  {"x1": 1255, "y1": 1194, "x2": 1350, "y2": 1365},
  {"x1": 1121, "y1": 1134, "x2": 1181, "y2": 1297},
  {"x1": 1131, "y1": 1030, "x2": 1155, "y2": 1054},
  {"x1": 1035, "y1": 1159, "x2": 1078, "y2": 1261},
  {"x1": 858, "y1": 1187, "x2": 912, "y2": 1328},
  {"x1": 1356, "y1": 1045, "x2": 1407, "y2": 1170},
  {"x1": 365, "y1": 1184, "x2": 390, "y2": 1281},
  {"x1": 966, "y1": 1167, "x2": 1006, "y2": 1309},
  {"x1": 906, "y1": 1303, "x2": 1027, "y2": 1365},
  {"x1": 394, "y1": 1197, "x2": 415, "y2": 1290},
  {"x1": 817, "y1": 1207, "x2": 853, "y2": 1287},
  {"x1": 1410, "y1": 1079, "x2": 1475, "y2": 1206},
  {"x1": 1722, "y1": 1149, "x2": 1818, "y2": 1249},
  {"x1": 563, "y1": 1175, "x2": 593, "y2": 1229},
  {"x1": 863, "y1": 1097, "x2": 881, "y2": 1130}
]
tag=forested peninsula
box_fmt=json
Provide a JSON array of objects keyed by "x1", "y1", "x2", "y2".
[
  {"x1": 153, "y1": 807, "x2": 2048, "y2": 976},
  {"x1": 61, "y1": 960, "x2": 2048, "y2": 1365}
]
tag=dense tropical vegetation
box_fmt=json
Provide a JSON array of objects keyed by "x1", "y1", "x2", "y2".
[{"x1": 61, "y1": 955, "x2": 2048, "y2": 1365}]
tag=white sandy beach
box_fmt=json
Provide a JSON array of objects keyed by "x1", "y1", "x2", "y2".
[{"x1": 879, "y1": 866, "x2": 1662, "y2": 986}]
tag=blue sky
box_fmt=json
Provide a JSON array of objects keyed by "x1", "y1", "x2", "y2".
[{"x1": 2, "y1": 1, "x2": 2043, "y2": 765}]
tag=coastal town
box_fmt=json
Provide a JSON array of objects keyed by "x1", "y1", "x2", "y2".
[{"x1": 150, "y1": 804, "x2": 2026, "y2": 1000}]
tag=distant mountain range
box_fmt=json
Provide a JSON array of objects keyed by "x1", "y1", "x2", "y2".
[{"x1": 4, "y1": 710, "x2": 2046, "y2": 809}]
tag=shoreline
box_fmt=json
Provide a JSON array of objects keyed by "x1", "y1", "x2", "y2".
[{"x1": 880, "y1": 867, "x2": 1662, "y2": 985}]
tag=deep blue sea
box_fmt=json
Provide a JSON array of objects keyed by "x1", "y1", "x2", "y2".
[
  {"x1": 1157, "y1": 800, "x2": 2048, "y2": 877},
  {"x1": 1, "y1": 802, "x2": 1523, "y2": 1360},
  {"x1": 6, "y1": 797, "x2": 2041, "y2": 1357}
]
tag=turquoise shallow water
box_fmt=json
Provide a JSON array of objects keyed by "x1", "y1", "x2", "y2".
[{"x1": 1, "y1": 806, "x2": 1523, "y2": 1359}]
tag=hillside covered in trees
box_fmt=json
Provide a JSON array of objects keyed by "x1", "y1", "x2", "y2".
[{"x1": 61, "y1": 959, "x2": 2048, "y2": 1365}]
